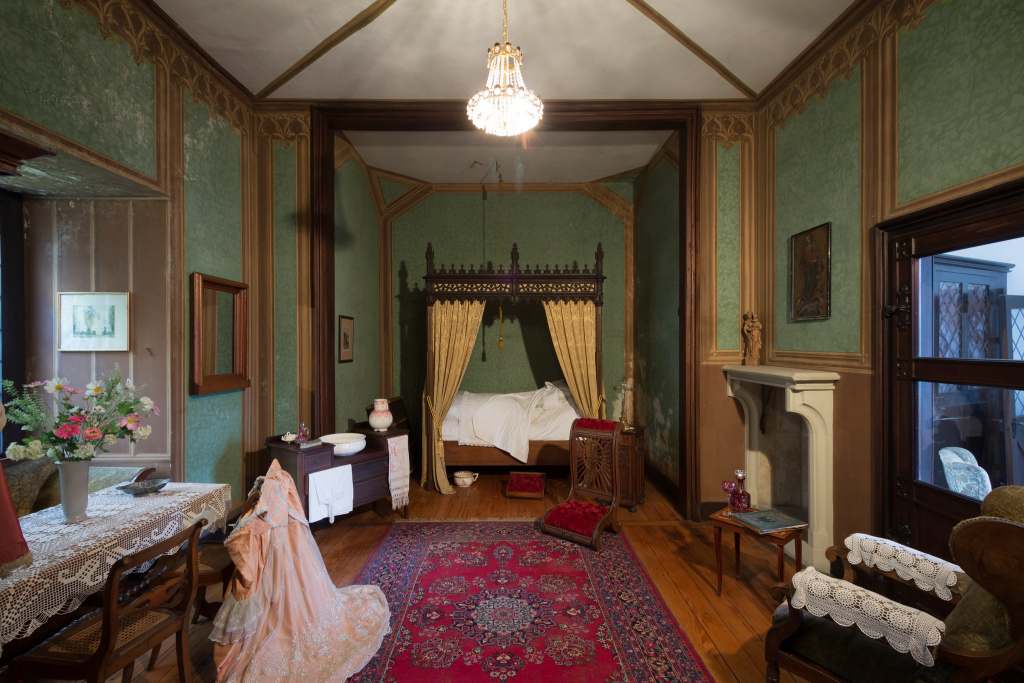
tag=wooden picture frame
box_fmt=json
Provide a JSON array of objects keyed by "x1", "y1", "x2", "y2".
[
  {"x1": 338, "y1": 315, "x2": 354, "y2": 363},
  {"x1": 789, "y1": 222, "x2": 832, "y2": 322},
  {"x1": 57, "y1": 292, "x2": 130, "y2": 352},
  {"x1": 190, "y1": 272, "x2": 249, "y2": 395}
]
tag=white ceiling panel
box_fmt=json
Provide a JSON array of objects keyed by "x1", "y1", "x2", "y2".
[
  {"x1": 155, "y1": 0, "x2": 377, "y2": 93},
  {"x1": 344, "y1": 130, "x2": 671, "y2": 183},
  {"x1": 646, "y1": 0, "x2": 852, "y2": 91},
  {"x1": 276, "y1": 0, "x2": 744, "y2": 100}
]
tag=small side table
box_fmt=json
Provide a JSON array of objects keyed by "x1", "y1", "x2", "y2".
[{"x1": 709, "y1": 506, "x2": 803, "y2": 595}]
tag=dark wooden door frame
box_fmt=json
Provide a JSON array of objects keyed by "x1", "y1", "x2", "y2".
[
  {"x1": 875, "y1": 176, "x2": 1024, "y2": 556},
  {"x1": 310, "y1": 100, "x2": 702, "y2": 519}
]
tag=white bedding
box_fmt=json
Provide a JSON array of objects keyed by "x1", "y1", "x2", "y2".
[{"x1": 440, "y1": 382, "x2": 579, "y2": 463}]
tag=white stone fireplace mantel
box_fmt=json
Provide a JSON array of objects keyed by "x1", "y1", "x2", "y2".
[{"x1": 724, "y1": 365, "x2": 840, "y2": 570}]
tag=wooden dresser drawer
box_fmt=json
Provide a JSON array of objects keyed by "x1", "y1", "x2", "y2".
[
  {"x1": 352, "y1": 456, "x2": 387, "y2": 483},
  {"x1": 353, "y1": 474, "x2": 389, "y2": 508}
]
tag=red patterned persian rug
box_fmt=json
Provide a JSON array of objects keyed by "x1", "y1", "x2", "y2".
[{"x1": 351, "y1": 522, "x2": 713, "y2": 682}]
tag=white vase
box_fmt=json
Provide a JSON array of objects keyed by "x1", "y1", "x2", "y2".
[
  {"x1": 368, "y1": 398, "x2": 394, "y2": 432},
  {"x1": 56, "y1": 460, "x2": 90, "y2": 523}
]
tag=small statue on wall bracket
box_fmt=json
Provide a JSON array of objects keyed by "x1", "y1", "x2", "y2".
[{"x1": 741, "y1": 312, "x2": 763, "y2": 366}]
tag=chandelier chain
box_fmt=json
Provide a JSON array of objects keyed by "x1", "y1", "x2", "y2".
[{"x1": 502, "y1": 0, "x2": 509, "y2": 45}]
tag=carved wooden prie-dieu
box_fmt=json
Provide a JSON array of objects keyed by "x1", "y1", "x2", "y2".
[{"x1": 424, "y1": 242, "x2": 605, "y2": 304}]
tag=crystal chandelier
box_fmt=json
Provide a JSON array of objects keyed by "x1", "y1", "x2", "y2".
[{"x1": 467, "y1": 0, "x2": 543, "y2": 137}]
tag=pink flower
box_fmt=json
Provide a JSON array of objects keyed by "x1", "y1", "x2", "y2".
[
  {"x1": 84, "y1": 427, "x2": 103, "y2": 441},
  {"x1": 53, "y1": 423, "x2": 82, "y2": 440},
  {"x1": 119, "y1": 414, "x2": 142, "y2": 431},
  {"x1": 68, "y1": 415, "x2": 86, "y2": 424}
]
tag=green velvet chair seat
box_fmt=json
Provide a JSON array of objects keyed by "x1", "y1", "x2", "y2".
[{"x1": 772, "y1": 603, "x2": 956, "y2": 683}]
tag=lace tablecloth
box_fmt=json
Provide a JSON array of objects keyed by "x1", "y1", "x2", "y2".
[{"x1": 0, "y1": 482, "x2": 230, "y2": 655}]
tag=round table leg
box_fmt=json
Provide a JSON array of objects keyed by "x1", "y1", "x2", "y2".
[
  {"x1": 734, "y1": 532, "x2": 741, "y2": 576},
  {"x1": 795, "y1": 534, "x2": 802, "y2": 572},
  {"x1": 714, "y1": 525, "x2": 723, "y2": 595},
  {"x1": 777, "y1": 543, "x2": 785, "y2": 582}
]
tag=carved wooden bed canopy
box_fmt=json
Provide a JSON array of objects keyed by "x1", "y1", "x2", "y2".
[{"x1": 424, "y1": 242, "x2": 605, "y2": 305}]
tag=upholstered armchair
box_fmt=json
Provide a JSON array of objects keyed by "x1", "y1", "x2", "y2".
[
  {"x1": 938, "y1": 447, "x2": 993, "y2": 501},
  {"x1": 765, "y1": 485, "x2": 1024, "y2": 683},
  {"x1": 3, "y1": 459, "x2": 154, "y2": 516}
]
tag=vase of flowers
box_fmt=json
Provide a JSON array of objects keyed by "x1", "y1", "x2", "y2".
[{"x1": 3, "y1": 373, "x2": 157, "y2": 523}]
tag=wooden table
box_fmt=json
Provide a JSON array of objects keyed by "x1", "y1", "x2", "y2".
[
  {"x1": 0, "y1": 483, "x2": 230, "y2": 656},
  {"x1": 709, "y1": 506, "x2": 804, "y2": 595}
]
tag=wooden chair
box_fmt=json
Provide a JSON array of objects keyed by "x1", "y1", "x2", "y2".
[
  {"x1": 764, "y1": 485, "x2": 1024, "y2": 683},
  {"x1": 11, "y1": 520, "x2": 204, "y2": 683},
  {"x1": 189, "y1": 490, "x2": 259, "y2": 624},
  {"x1": 539, "y1": 418, "x2": 623, "y2": 550}
]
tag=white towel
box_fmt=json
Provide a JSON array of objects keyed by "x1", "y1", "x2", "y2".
[
  {"x1": 307, "y1": 465, "x2": 353, "y2": 524},
  {"x1": 388, "y1": 435, "x2": 410, "y2": 510}
]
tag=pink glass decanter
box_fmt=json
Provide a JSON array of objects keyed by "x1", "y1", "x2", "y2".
[{"x1": 721, "y1": 468, "x2": 752, "y2": 513}]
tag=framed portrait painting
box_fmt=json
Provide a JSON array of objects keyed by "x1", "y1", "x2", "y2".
[
  {"x1": 338, "y1": 315, "x2": 354, "y2": 363},
  {"x1": 789, "y1": 223, "x2": 831, "y2": 322},
  {"x1": 58, "y1": 292, "x2": 130, "y2": 351}
]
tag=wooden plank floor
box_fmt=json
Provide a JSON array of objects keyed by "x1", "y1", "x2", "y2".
[{"x1": 50, "y1": 474, "x2": 801, "y2": 683}]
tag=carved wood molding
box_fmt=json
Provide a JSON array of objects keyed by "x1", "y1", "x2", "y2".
[
  {"x1": 65, "y1": 0, "x2": 252, "y2": 131},
  {"x1": 701, "y1": 112, "x2": 755, "y2": 147},
  {"x1": 254, "y1": 111, "x2": 311, "y2": 141},
  {"x1": 765, "y1": 0, "x2": 938, "y2": 128}
]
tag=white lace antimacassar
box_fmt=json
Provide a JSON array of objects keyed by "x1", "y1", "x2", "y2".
[
  {"x1": 844, "y1": 533, "x2": 963, "y2": 601},
  {"x1": 791, "y1": 567, "x2": 945, "y2": 667}
]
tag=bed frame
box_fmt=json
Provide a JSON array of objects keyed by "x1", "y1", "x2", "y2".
[
  {"x1": 426, "y1": 243, "x2": 604, "y2": 471},
  {"x1": 442, "y1": 440, "x2": 570, "y2": 467}
]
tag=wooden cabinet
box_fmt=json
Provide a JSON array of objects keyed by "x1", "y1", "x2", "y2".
[{"x1": 618, "y1": 426, "x2": 646, "y2": 511}]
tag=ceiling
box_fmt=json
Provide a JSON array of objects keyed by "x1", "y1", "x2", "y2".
[
  {"x1": 154, "y1": 0, "x2": 854, "y2": 181},
  {"x1": 344, "y1": 130, "x2": 672, "y2": 183},
  {"x1": 155, "y1": 0, "x2": 854, "y2": 100}
]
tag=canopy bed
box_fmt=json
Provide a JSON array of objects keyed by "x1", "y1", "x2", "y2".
[{"x1": 421, "y1": 242, "x2": 606, "y2": 494}]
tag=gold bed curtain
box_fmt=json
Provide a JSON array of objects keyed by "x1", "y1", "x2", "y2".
[
  {"x1": 422, "y1": 299, "x2": 486, "y2": 495},
  {"x1": 543, "y1": 299, "x2": 604, "y2": 419}
]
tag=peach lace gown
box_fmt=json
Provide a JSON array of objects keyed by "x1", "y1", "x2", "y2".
[{"x1": 210, "y1": 460, "x2": 390, "y2": 682}]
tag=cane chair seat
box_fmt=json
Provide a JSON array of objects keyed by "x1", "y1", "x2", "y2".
[{"x1": 20, "y1": 608, "x2": 175, "y2": 662}]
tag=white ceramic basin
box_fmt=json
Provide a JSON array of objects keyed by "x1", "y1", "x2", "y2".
[{"x1": 320, "y1": 432, "x2": 367, "y2": 456}]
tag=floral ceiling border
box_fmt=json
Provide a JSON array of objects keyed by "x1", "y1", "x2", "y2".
[
  {"x1": 765, "y1": 0, "x2": 938, "y2": 128},
  {"x1": 64, "y1": 0, "x2": 252, "y2": 132}
]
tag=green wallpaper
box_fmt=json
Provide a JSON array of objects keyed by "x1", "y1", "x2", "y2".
[
  {"x1": 392, "y1": 190, "x2": 626, "y2": 423},
  {"x1": 184, "y1": 99, "x2": 243, "y2": 499},
  {"x1": 898, "y1": 0, "x2": 1024, "y2": 203},
  {"x1": 774, "y1": 67, "x2": 862, "y2": 353},
  {"x1": 715, "y1": 143, "x2": 742, "y2": 352},
  {"x1": 379, "y1": 176, "x2": 414, "y2": 205},
  {"x1": 0, "y1": 0, "x2": 157, "y2": 178},
  {"x1": 335, "y1": 159, "x2": 381, "y2": 429},
  {"x1": 635, "y1": 158, "x2": 679, "y2": 482},
  {"x1": 273, "y1": 141, "x2": 299, "y2": 435}
]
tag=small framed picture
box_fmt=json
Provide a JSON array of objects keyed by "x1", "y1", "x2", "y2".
[
  {"x1": 789, "y1": 222, "x2": 832, "y2": 322},
  {"x1": 58, "y1": 292, "x2": 130, "y2": 352},
  {"x1": 338, "y1": 315, "x2": 354, "y2": 363}
]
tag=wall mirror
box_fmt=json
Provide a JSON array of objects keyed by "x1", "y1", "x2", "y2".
[{"x1": 190, "y1": 272, "x2": 249, "y2": 395}]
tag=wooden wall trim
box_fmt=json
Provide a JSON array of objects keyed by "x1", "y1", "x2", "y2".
[
  {"x1": 166, "y1": 81, "x2": 185, "y2": 481},
  {"x1": 310, "y1": 109, "x2": 336, "y2": 437},
  {"x1": 699, "y1": 110, "x2": 754, "y2": 364},
  {"x1": 295, "y1": 136, "x2": 313, "y2": 427}
]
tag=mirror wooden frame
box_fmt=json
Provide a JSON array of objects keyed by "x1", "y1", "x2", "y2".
[{"x1": 190, "y1": 272, "x2": 250, "y2": 395}]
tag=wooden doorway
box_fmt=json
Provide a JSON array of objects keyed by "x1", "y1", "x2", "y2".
[
  {"x1": 308, "y1": 102, "x2": 702, "y2": 519},
  {"x1": 877, "y1": 178, "x2": 1024, "y2": 558}
]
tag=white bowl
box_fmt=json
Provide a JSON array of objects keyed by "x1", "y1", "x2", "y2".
[{"x1": 320, "y1": 432, "x2": 367, "y2": 456}]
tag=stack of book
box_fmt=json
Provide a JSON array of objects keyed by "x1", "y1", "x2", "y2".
[{"x1": 730, "y1": 508, "x2": 808, "y2": 535}]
